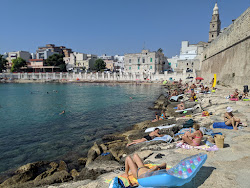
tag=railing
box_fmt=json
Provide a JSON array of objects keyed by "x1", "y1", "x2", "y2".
[{"x1": 0, "y1": 71, "x2": 196, "y2": 82}]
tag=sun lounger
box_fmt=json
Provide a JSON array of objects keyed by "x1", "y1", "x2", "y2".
[
  {"x1": 175, "y1": 108, "x2": 193, "y2": 113},
  {"x1": 145, "y1": 124, "x2": 176, "y2": 133}
]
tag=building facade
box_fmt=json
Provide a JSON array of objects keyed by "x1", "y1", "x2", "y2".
[
  {"x1": 64, "y1": 52, "x2": 97, "y2": 72},
  {"x1": 37, "y1": 44, "x2": 72, "y2": 57},
  {"x1": 114, "y1": 55, "x2": 125, "y2": 72},
  {"x1": 124, "y1": 49, "x2": 167, "y2": 74},
  {"x1": 36, "y1": 49, "x2": 59, "y2": 59},
  {"x1": 6, "y1": 51, "x2": 31, "y2": 70},
  {"x1": 168, "y1": 41, "x2": 207, "y2": 72}
]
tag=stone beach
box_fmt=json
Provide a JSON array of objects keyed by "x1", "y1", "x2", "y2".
[{"x1": 1, "y1": 83, "x2": 250, "y2": 188}]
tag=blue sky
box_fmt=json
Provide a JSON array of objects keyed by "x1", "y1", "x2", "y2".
[{"x1": 0, "y1": 0, "x2": 249, "y2": 57}]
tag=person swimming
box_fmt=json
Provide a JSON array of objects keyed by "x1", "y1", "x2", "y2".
[{"x1": 59, "y1": 110, "x2": 65, "y2": 115}]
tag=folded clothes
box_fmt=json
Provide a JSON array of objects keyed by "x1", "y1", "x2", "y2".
[{"x1": 213, "y1": 122, "x2": 233, "y2": 129}]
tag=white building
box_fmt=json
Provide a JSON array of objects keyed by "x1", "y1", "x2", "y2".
[
  {"x1": 36, "y1": 49, "x2": 59, "y2": 59},
  {"x1": 98, "y1": 54, "x2": 114, "y2": 60},
  {"x1": 124, "y1": 49, "x2": 168, "y2": 74},
  {"x1": 114, "y1": 55, "x2": 124, "y2": 72},
  {"x1": 168, "y1": 41, "x2": 207, "y2": 72},
  {"x1": 64, "y1": 52, "x2": 97, "y2": 72}
]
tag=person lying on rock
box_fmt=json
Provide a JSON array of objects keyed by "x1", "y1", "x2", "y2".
[
  {"x1": 126, "y1": 128, "x2": 163, "y2": 147},
  {"x1": 177, "y1": 101, "x2": 185, "y2": 110},
  {"x1": 224, "y1": 107, "x2": 240, "y2": 130},
  {"x1": 152, "y1": 110, "x2": 166, "y2": 122},
  {"x1": 181, "y1": 124, "x2": 203, "y2": 146},
  {"x1": 123, "y1": 153, "x2": 167, "y2": 181}
]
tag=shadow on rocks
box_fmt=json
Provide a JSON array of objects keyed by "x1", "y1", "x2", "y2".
[{"x1": 183, "y1": 166, "x2": 216, "y2": 188}]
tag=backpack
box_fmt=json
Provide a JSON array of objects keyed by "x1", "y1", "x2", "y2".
[{"x1": 183, "y1": 119, "x2": 194, "y2": 128}]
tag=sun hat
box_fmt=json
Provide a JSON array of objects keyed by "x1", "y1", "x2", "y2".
[{"x1": 227, "y1": 107, "x2": 233, "y2": 112}]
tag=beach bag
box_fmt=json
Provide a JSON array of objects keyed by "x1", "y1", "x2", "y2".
[
  {"x1": 183, "y1": 119, "x2": 194, "y2": 128},
  {"x1": 214, "y1": 135, "x2": 224, "y2": 148}
]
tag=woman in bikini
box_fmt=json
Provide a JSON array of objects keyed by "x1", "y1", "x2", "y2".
[
  {"x1": 224, "y1": 107, "x2": 240, "y2": 130},
  {"x1": 126, "y1": 128, "x2": 163, "y2": 147},
  {"x1": 152, "y1": 110, "x2": 166, "y2": 122},
  {"x1": 124, "y1": 153, "x2": 167, "y2": 181},
  {"x1": 181, "y1": 124, "x2": 203, "y2": 146}
]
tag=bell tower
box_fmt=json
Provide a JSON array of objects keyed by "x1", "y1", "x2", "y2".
[{"x1": 208, "y1": 3, "x2": 221, "y2": 43}]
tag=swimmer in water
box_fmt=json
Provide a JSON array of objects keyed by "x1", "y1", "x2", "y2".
[
  {"x1": 130, "y1": 97, "x2": 133, "y2": 99},
  {"x1": 59, "y1": 110, "x2": 65, "y2": 115}
]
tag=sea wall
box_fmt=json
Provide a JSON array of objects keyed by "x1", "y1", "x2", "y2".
[{"x1": 201, "y1": 7, "x2": 250, "y2": 87}]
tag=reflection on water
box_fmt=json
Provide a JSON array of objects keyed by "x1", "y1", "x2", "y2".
[{"x1": 0, "y1": 83, "x2": 164, "y2": 173}]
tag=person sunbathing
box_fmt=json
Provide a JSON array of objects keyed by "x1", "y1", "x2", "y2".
[
  {"x1": 152, "y1": 110, "x2": 166, "y2": 122},
  {"x1": 177, "y1": 101, "x2": 185, "y2": 110},
  {"x1": 126, "y1": 128, "x2": 163, "y2": 147},
  {"x1": 123, "y1": 153, "x2": 167, "y2": 181},
  {"x1": 231, "y1": 89, "x2": 239, "y2": 100},
  {"x1": 204, "y1": 86, "x2": 209, "y2": 93},
  {"x1": 224, "y1": 107, "x2": 240, "y2": 130},
  {"x1": 190, "y1": 84, "x2": 197, "y2": 90},
  {"x1": 190, "y1": 90, "x2": 197, "y2": 101},
  {"x1": 181, "y1": 124, "x2": 203, "y2": 146},
  {"x1": 200, "y1": 84, "x2": 205, "y2": 93},
  {"x1": 171, "y1": 89, "x2": 178, "y2": 97}
]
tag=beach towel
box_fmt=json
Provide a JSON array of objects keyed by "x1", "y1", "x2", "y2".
[
  {"x1": 230, "y1": 98, "x2": 238, "y2": 101},
  {"x1": 183, "y1": 119, "x2": 194, "y2": 128},
  {"x1": 145, "y1": 124, "x2": 176, "y2": 133},
  {"x1": 148, "y1": 135, "x2": 173, "y2": 143},
  {"x1": 170, "y1": 94, "x2": 184, "y2": 102},
  {"x1": 243, "y1": 98, "x2": 250, "y2": 101},
  {"x1": 175, "y1": 108, "x2": 193, "y2": 113},
  {"x1": 107, "y1": 164, "x2": 171, "y2": 188},
  {"x1": 176, "y1": 142, "x2": 218, "y2": 151},
  {"x1": 213, "y1": 122, "x2": 233, "y2": 129}
]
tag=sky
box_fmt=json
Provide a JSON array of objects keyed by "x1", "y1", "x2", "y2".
[{"x1": 0, "y1": 0, "x2": 249, "y2": 57}]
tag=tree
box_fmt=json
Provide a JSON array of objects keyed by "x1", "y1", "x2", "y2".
[
  {"x1": 0, "y1": 54, "x2": 7, "y2": 73},
  {"x1": 94, "y1": 59, "x2": 106, "y2": 71},
  {"x1": 157, "y1": 48, "x2": 163, "y2": 53},
  {"x1": 11, "y1": 57, "x2": 26, "y2": 72},
  {"x1": 45, "y1": 54, "x2": 66, "y2": 72}
]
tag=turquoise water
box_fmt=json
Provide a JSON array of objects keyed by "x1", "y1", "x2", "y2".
[{"x1": 0, "y1": 83, "x2": 163, "y2": 174}]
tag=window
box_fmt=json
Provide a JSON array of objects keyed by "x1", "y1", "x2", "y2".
[
  {"x1": 187, "y1": 63, "x2": 188, "y2": 66},
  {"x1": 150, "y1": 58, "x2": 152, "y2": 62},
  {"x1": 129, "y1": 59, "x2": 131, "y2": 63},
  {"x1": 143, "y1": 58, "x2": 145, "y2": 63},
  {"x1": 150, "y1": 66, "x2": 152, "y2": 69},
  {"x1": 138, "y1": 66, "x2": 140, "y2": 70},
  {"x1": 138, "y1": 58, "x2": 140, "y2": 63},
  {"x1": 192, "y1": 62, "x2": 194, "y2": 65},
  {"x1": 212, "y1": 35, "x2": 214, "y2": 38},
  {"x1": 212, "y1": 25, "x2": 214, "y2": 28},
  {"x1": 129, "y1": 67, "x2": 131, "y2": 70}
]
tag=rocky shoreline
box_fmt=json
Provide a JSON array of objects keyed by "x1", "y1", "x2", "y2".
[{"x1": 1, "y1": 83, "x2": 250, "y2": 188}]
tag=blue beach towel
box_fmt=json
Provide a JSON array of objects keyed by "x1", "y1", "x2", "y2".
[{"x1": 213, "y1": 122, "x2": 233, "y2": 129}]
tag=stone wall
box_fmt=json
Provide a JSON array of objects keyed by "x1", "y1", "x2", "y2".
[{"x1": 201, "y1": 7, "x2": 250, "y2": 87}]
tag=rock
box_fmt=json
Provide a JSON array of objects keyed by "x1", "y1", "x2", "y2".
[
  {"x1": 109, "y1": 148, "x2": 126, "y2": 161},
  {"x1": 86, "y1": 160, "x2": 122, "y2": 172},
  {"x1": 86, "y1": 142, "x2": 102, "y2": 166},
  {"x1": 49, "y1": 162, "x2": 59, "y2": 169},
  {"x1": 99, "y1": 144, "x2": 108, "y2": 153},
  {"x1": 1, "y1": 161, "x2": 50, "y2": 187},
  {"x1": 34, "y1": 166, "x2": 57, "y2": 181},
  {"x1": 95, "y1": 153, "x2": 115, "y2": 161},
  {"x1": 70, "y1": 169, "x2": 80, "y2": 180},
  {"x1": 34, "y1": 170, "x2": 72, "y2": 187},
  {"x1": 78, "y1": 158, "x2": 87, "y2": 166},
  {"x1": 200, "y1": 98, "x2": 212, "y2": 108},
  {"x1": 58, "y1": 161, "x2": 68, "y2": 172}
]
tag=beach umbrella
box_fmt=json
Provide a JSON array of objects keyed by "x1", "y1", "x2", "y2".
[{"x1": 195, "y1": 77, "x2": 204, "y2": 80}]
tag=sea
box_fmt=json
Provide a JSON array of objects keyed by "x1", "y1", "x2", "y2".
[{"x1": 0, "y1": 83, "x2": 164, "y2": 174}]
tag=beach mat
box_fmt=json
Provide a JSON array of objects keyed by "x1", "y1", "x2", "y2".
[{"x1": 213, "y1": 122, "x2": 233, "y2": 129}]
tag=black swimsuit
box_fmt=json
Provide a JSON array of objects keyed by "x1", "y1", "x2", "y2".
[{"x1": 144, "y1": 135, "x2": 152, "y2": 141}]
